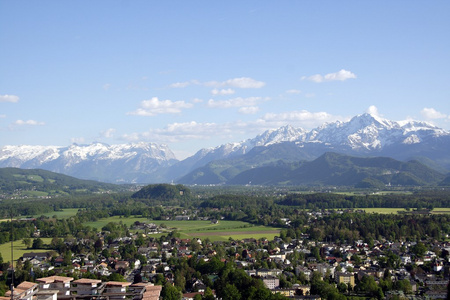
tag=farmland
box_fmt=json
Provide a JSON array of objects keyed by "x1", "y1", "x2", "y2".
[
  {"x1": 84, "y1": 218, "x2": 281, "y2": 242},
  {"x1": 0, "y1": 238, "x2": 53, "y2": 266}
]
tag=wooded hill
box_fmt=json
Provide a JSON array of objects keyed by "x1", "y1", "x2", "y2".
[
  {"x1": 179, "y1": 152, "x2": 448, "y2": 187},
  {"x1": 0, "y1": 167, "x2": 121, "y2": 197}
]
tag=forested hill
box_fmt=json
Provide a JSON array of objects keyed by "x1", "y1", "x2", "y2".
[{"x1": 0, "y1": 167, "x2": 121, "y2": 197}]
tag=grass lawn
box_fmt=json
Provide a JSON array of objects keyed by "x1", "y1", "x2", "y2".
[
  {"x1": 34, "y1": 208, "x2": 80, "y2": 218},
  {"x1": 0, "y1": 238, "x2": 53, "y2": 265}
]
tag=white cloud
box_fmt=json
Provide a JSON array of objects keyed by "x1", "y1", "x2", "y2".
[
  {"x1": 366, "y1": 105, "x2": 381, "y2": 117},
  {"x1": 122, "y1": 109, "x2": 344, "y2": 147},
  {"x1": 211, "y1": 88, "x2": 235, "y2": 95},
  {"x1": 239, "y1": 106, "x2": 260, "y2": 114},
  {"x1": 100, "y1": 128, "x2": 116, "y2": 138},
  {"x1": 13, "y1": 119, "x2": 45, "y2": 126},
  {"x1": 302, "y1": 69, "x2": 357, "y2": 83},
  {"x1": 169, "y1": 77, "x2": 265, "y2": 89},
  {"x1": 0, "y1": 114, "x2": 5, "y2": 118},
  {"x1": 207, "y1": 97, "x2": 263, "y2": 108},
  {"x1": 257, "y1": 110, "x2": 342, "y2": 129},
  {"x1": 122, "y1": 121, "x2": 230, "y2": 143},
  {"x1": 222, "y1": 77, "x2": 265, "y2": 88},
  {"x1": 127, "y1": 97, "x2": 193, "y2": 116},
  {"x1": 421, "y1": 107, "x2": 447, "y2": 120},
  {"x1": 286, "y1": 89, "x2": 302, "y2": 94},
  {"x1": 0, "y1": 94, "x2": 19, "y2": 103},
  {"x1": 102, "y1": 83, "x2": 111, "y2": 90},
  {"x1": 169, "y1": 81, "x2": 194, "y2": 88}
]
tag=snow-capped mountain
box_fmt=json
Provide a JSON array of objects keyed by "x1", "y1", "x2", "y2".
[
  {"x1": 0, "y1": 142, "x2": 177, "y2": 183},
  {"x1": 182, "y1": 113, "x2": 449, "y2": 167},
  {"x1": 2, "y1": 113, "x2": 450, "y2": 184},
  {"x1": 302, "y1": 113, "x2": 447, "y2": 151},
  {"x1": 176, "y1": 113, "x2": 450, "y2": 184}
]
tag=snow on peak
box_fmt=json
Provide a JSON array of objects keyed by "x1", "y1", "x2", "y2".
[
  {"x1": 0, "y1": 142, "x2": 177, "y2": 167},
  {"x1": 252, "y1": 125, "x2": 307, "y2": 146},
  {"x1": 403, "y1": 134, "x2": 421, "y2": 144}
]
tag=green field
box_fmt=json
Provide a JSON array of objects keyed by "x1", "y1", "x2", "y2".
[
  {"x1": 431, "y1": 208, "x2": 450, "y2": 214},
  {"x1": 84, "y1": 216, "x2": 151, "y2": 230},
  {"x1": 0, "y1": 238, "x2": 53, "y2": 265},
  {"x1": 84, "y1": 217, "x2": 281, "y2": 242},
  {"x1": 363, "y1": 208, "x2": 406, "y2": 214},
  {"x1": 160, "y1": 220, "x2": 281, "y2": 242},
  {"x1": 33, "y1": 208, "x2": 80, "y2": 218},
  {"x1": 363, "y1": 208, "x2": 450, "y2": 214}
]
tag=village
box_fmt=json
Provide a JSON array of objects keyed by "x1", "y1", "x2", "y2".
[{"x1": 2, "y1": 208, "x2": 450, "y2": 300}]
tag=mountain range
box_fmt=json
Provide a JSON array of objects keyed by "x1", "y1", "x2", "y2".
[{"x1": 1, "y1": 113, "x2": 450, "y2": 186}]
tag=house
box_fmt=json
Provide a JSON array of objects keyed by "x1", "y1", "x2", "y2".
[
  {"x1": 293, "y1": 284, "x2": 311, "y2": 296},
  {"x1": 263, "y1": 275, "x2": 280, "y2": 289},
  {"x1": 133, "y1": 283, "x2": 162, "y2": 300},
  {"x1": 35, "y1": 289, "x2": 59, "y2": 300},
  {"x1": 115, "y1": 261, "x2": 130, "y2": 270},
  {"x1": 36, "y1": 276, "x2": 74, "y2": 298},
  {"x1": 72, "y1": 278, "x2": 103, "y2": 295},
  {"x1": 316, "y1": 263, "x2": 336, "y2": 279},
  {"x1": 104, "y1": 281, "x2": 132, "y2": 300},
  {"x1": 182, "y1": 290, "x2": 216, "y2": 300},
  {"x1": 295, "y1": 266, "x2": 312, "y2": 280},
  {"x1": 272, "y1": 288, "x2": 297, "y2": 297},
  {"x1": 182, "y1": 292, "x2": 203, "y2": 300},
  {"x1": 5, "y1": 281, "x2": 38, "y2": 300},
  {"x1": 22, "y1": 252, "x2": 51, "y2": 262},
  {"x1": 335, "y1": 272, "x2": 355, "y2": 288}
]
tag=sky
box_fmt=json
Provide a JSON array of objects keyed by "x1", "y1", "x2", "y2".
[{"x1": 1, "y1": 1, "x2": 449, "y2": 159}]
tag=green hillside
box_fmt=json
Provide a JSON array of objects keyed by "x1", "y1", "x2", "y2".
[
  {"x1": 226, "y1": 152, "x2": 446, "y2": 187},
  {"x1": 0, "y1": 167, "x2": 121, "y2": 198}
]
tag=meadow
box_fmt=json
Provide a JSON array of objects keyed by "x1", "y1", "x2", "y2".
[
  {"x1": 363, "y1": 208, "x2": 450, "y2": 214},
  {"x1": 0, "y1": 238, "x2": 53, "y2": 265},
  {"x1": 33, "y1": 208, "x2": 80, "y2": 219},
  {"x1": 84, "y1": 217, "x2": 281, "y2": 242}
]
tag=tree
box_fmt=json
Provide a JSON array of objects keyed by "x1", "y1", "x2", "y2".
[
  {"x1": 22, "y1": 238, "x2": 31, "y2": 249},
  {"x1": 108, "y1": 273, "x2": 126, "y2": 282},
  {"x1": 412, "y1": 242, "x2": 427, "y2": 258},
  {"x1": 222, "y1": 284, "x2": 241, "y2": 300},
  {"x1": 337, "y1": 282, "x2": 347, "y2": 293},
  {"x1": 203, "y1": 287, "x2": 215, "y2": 300},
  {"x1": 32, "y1": 238, "x2": 44, "y2": 249},
  {"x1": 161, "y1": 282, "x2": 181, "y2": 300},
  {"x1": 395, "y1": 279, "x2": 412, "y2": 294},
  {"x1": 94, "y1": 239, "x2": 103, "y2": 252}
]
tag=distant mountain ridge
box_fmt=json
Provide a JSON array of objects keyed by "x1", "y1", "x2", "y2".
[
  {"x1": 226, "y1": 152, "x2": 447, "y2": 187},
  {"x1": 0, "y1": 167, "x2": 120, "y2": 196},
  {"x1": 0, "y1": 142, "x2": 177, "y2": 183},
  {"x1": 1, "y1": 113, "x2": 450, "y2": 184}
]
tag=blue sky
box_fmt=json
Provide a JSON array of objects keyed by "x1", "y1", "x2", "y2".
[{"x1": 1, "y1": 1, "x2": 449, "y2": 159}]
